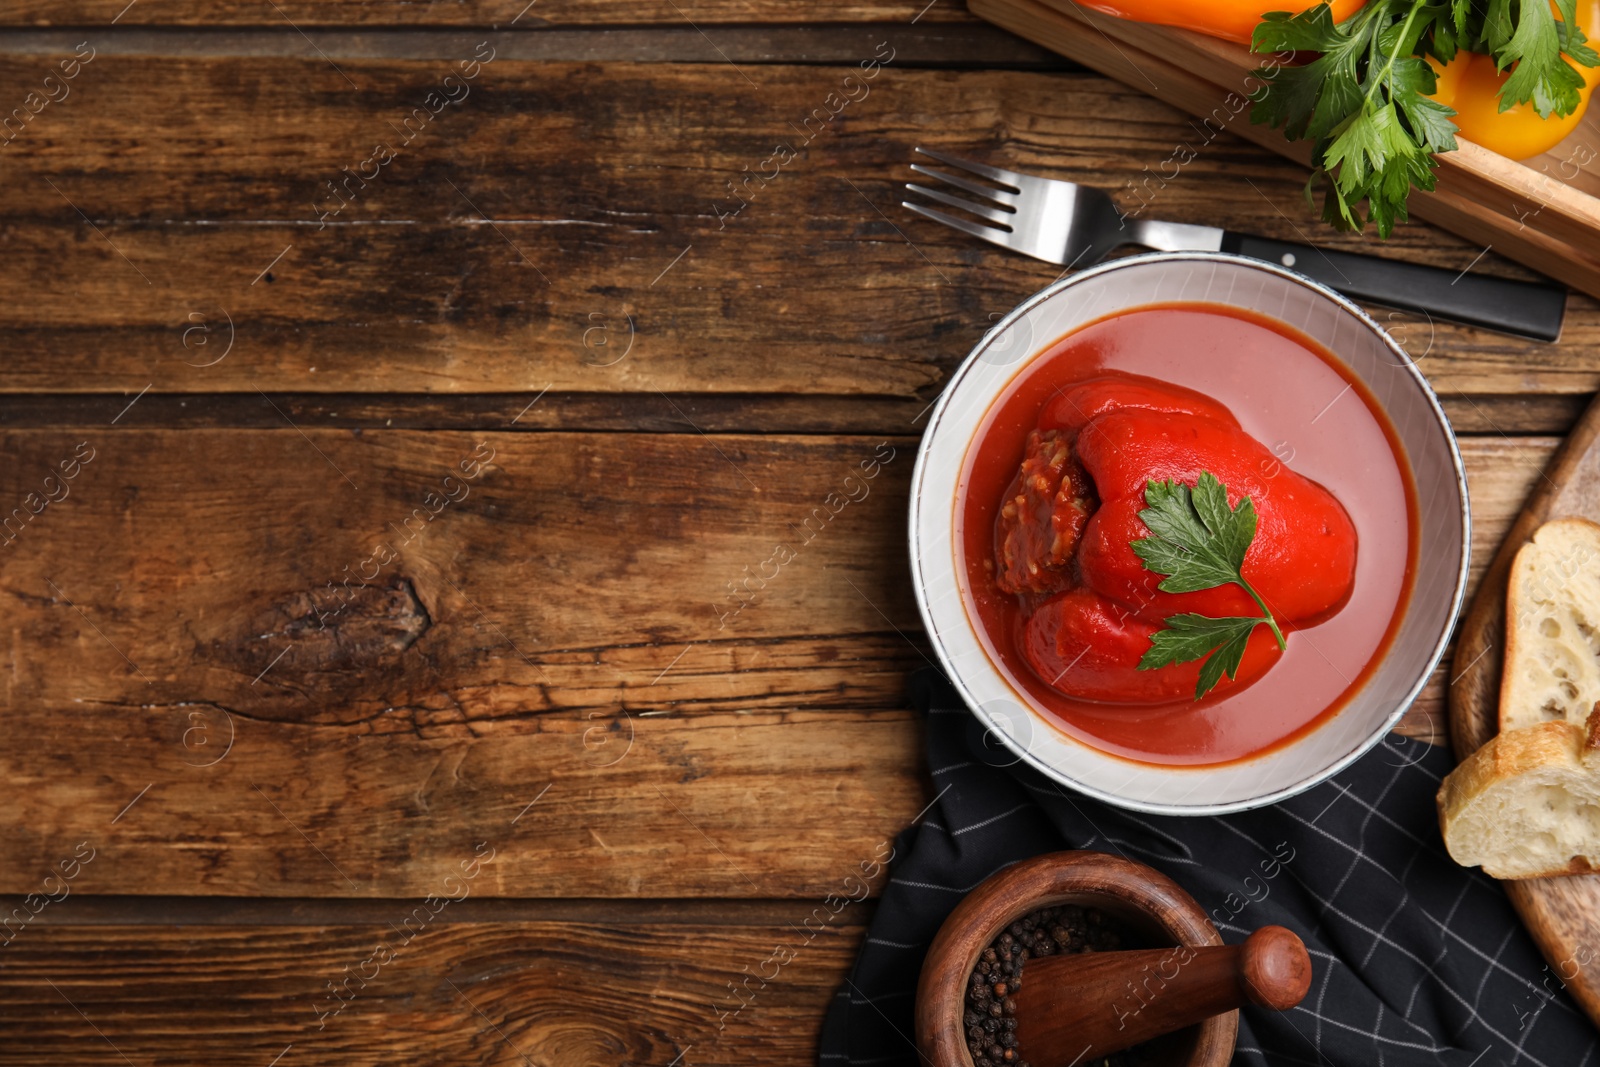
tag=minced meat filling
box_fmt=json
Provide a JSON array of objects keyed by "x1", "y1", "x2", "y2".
[{"x1": 994, "y1": 428, "x2": 1097, "y2": 596}]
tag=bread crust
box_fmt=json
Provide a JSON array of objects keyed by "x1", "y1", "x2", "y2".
[
  {"x1": 1498, "y1": 536, "x2": 1537, "y2": 732},
  {"x1": 1438, "y1": 718, "x2": 1600, "y2": 879},
  {"x1": 1439, "y1": 722, "x2": 1585, "y2": 820},
  {"x1": 1441, "y1": 518, "x2": 1600, "y2": 880}
]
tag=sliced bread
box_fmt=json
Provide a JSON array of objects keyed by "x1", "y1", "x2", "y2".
[
  {"x1": 1501, "y1": 517, "x2": 1600, "y2": 731},
  {"x1": 1438, "y1": 710, "x2": 1600, "y2": 879}
]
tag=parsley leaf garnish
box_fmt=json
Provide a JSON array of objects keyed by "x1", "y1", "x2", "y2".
[
  {"x1": 1142, "y1": 615, "x2": 1264, "y2": 701},
  {"x1": 1249, "y1": 0, "x2": 1598, "y2": 237},
  {"x1": 1132, "y1": 473, "x2": 1286, "y2": 700}
]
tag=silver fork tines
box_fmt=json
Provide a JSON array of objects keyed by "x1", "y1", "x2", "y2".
[
  {"x1": 900, "y1": 145, "x2": 1126, "y2": 267},
  {"x1": 909, "y1": 163, "x2": 1018, "y2": 205},
  {"x1": 902, "y1": 149, "x2": 1028, "y2": 242},
  {"x1": 912, "y1": 146, "x2": 1026, "y2": 189},
  {"x1": 905, "y1": 178, "x2": 1016, "y2": 230}
]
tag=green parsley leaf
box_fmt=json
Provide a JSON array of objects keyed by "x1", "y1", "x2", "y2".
[
  {"x1": 1132, "y1": 473, "x2": 1259, "y2": 594},
  {"x1": 1131, "y1": 473, "x2": 1286, "y2": 700},
  {"x1": 1492, "y1": 0, "x2": 1589, "y2": 117},
  {"x1": 1249, "y1": 0, "x2": 1597, "y2": 237},
  {"x1": 1138, "y1": 614, "x2": 1260, "y2": 700}
]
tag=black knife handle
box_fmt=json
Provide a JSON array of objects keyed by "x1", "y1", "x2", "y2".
[{"x1": 1219, "y1": 232, "x2": 1566, "y2": 342}]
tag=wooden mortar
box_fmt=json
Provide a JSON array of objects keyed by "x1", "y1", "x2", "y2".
[{"x1": 915, "y1": 850, "x2": 1251, "y2": 1067}]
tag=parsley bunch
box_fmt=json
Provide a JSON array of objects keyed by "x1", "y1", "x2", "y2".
[{"x1": 1250, "y1": 0, "x2": 1599, "y2": 236}]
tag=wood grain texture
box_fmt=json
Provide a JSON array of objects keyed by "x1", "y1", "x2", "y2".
[
  {"x1": 0, "y1": 427, "x2": 1551, "y2": 894},
  {"x1": 0, "y1": 25, "x2": 1070, "y2": 66},
  {"x1": 1, "y1": 894, "x2": 873, "y2": 925},
  {"x1": 1449, "y1": 396, "x2": 1600, "y2": 1030},
  {"x1": 0, "y1": 0, "x2": 977, "y2": 26},
  {"x1": 0, "y1": 391, "x2": 1581, "y2": 435},
  {"x1": 0, "y1": 57, "x2": 1596, "y2": 399},
  {"x1": 0, "y1": 429, "x2": 924, "y2": 897},
  {"x1": 0, "y1": 916, "x2": 866, "y2": 1065}
]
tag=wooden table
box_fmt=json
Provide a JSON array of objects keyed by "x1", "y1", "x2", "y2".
[{"x1": 0, "y1": 3, "x2": 1587, "y2": 1063}]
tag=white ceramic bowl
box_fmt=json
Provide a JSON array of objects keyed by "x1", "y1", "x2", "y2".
[{"x1": 909, "y1": 252, "x2": 1470, "y2": 815}]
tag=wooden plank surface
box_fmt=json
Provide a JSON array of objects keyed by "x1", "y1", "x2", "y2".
[
  {"x1": 0, "y1": 0, "x2": 979, "y2": 26},
  {"x1": 0, "y1": 25, "x2": 1068, "y2": 65},
  {"x1": 0, "y1": 427, "x2": 1552, "y2": 897},
  {"x1": 0, "y1": 911, "x2": 866, "y2": 1065},
  {"x1": 0, "y1": 429, "x2": 923, "y2": 898},
  {"x1": 1, "y1": 57, "x2": 1597, "y2": 402}
]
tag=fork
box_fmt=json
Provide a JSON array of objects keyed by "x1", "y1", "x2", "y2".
[{"x1": 901, "y1": 146, "x2": 1565, "y2": 342}]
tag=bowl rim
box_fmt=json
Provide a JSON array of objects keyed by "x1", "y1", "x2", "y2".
[{"x1": 907, "y1": 250, "x2": 1472, "y2": 815}]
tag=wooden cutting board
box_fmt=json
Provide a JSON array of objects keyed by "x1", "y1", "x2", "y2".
[
  {"x1": 967, "y1": 0, "x2": 1600, "y2": 302},
  {"x1": 1451, "y1": 391, "x2": 1600, "y2": 1028}
]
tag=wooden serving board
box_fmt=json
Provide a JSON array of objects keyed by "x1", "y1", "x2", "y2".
[
  {"x1": 1451, "y1": 391, "x2": 1600, "y2": 1029},
  {"x1": 969, "y1": 0, "x2": 1600, "y2": 301}
]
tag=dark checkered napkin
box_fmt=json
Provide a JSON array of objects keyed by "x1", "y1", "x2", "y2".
[{"x1": 818, "y1": 669, "x2": 1600, "y2": 1067}]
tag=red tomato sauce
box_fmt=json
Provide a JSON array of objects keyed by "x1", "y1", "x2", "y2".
[{"x1": 957, "y1": 303, "x2": 1418, "y2": 766}]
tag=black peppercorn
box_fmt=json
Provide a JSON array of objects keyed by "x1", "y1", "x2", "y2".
[{"x1": 961, "y1": 903, "x2": 1150, "y2": 1067}]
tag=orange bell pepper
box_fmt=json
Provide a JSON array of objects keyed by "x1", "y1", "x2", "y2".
[
  {"x1": 1427, "y1": 0, "x2": 1600, "y2": 160},
  {"x1": 1075, "y1": 0, "x2": 1364, "y2": 45}
]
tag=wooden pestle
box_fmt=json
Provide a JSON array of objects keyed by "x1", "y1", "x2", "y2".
[{"x1": 1013, "y1": 925, "x2": 1311, "y2": 1067}]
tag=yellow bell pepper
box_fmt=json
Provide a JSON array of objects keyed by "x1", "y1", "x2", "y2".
[
  {"x1": 1087, "y1": 0, "x2": 1597, "y2": 162},
  {"x1": 1075, "y1": 0, "x2": 1365, "y2": 45},
  {"x1": 1427, "y1": 0, "x2": 1600, "y2": 160}
]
